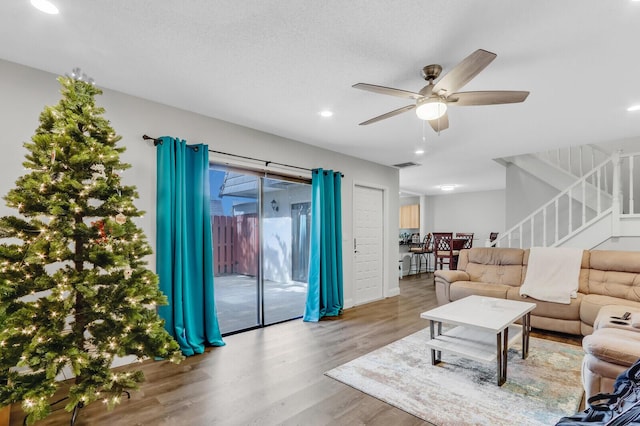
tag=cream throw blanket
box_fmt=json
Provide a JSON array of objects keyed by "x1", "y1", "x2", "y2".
[{"x1": 519, "y1": 247, "x2": 583, "y2": 304}]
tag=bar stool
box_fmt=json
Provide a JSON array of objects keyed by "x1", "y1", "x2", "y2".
[{"x1": 409, "y1": 233, "x2": 432, "y2": 274}]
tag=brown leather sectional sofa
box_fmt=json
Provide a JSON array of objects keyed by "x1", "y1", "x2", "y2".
[
  {"x1": 434, "y1": 247, "x2": 640, "y2": 397},
  {"x1": 434, "y1": 247, "x2": 640, "y2": 335}
]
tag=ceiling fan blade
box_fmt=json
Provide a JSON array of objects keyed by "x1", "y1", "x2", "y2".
[
  {"x1": 428, "y1": 112, "x2": 449, "y2": 132},
  {"x1": 433, "y1": 49, "x2": 497, "y2": 95},
  {"x1": 358, "y1": 104, "x2": 416, "y2": 125},
  {"x1": 353, "y1": 83, "x2": 422, "y2": 100},
  {"x1": 447, "y1": 91, "x2": 530, "y2": 106}
]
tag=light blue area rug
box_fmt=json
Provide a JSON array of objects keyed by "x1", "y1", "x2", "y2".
[{"x1": 325, "y1": 328, "x2": 584, "y2": 425}]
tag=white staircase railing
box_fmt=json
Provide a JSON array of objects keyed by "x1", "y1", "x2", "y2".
[
  {"x1": 536, "y1": 144, "x2": 611, "y2": 180},
  {"x1": 496, "y1": 151, "x2": 640, "y2": 249}
]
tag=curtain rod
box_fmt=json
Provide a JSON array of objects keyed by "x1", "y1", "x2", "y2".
[
  {"x1": 142, "y1": 134, "x2": 162, "y2": 146},
  {"x1": 142, "y1": 135, "x2": 343, "y2": 177}
]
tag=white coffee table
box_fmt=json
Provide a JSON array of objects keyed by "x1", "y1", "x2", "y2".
[{"x1": 420, "y1": 295, "x2": 536, "y2": 386}]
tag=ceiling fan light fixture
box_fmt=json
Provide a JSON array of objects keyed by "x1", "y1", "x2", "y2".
[
  {"x1": 416, "y1": 98, "x2": 447, "y2": 120},
  {"x1": 30, "y1": 0, "x2": 59, "y2": 14}
]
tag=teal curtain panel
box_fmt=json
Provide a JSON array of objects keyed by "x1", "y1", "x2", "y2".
[
  {"x1": 304, "y1": 168, "x2": 344, "y2": 322},
  {"x1": 156, "y1": 136, "x2": 225, "y2": 355}
]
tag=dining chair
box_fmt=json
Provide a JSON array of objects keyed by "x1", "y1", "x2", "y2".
[
  {"x1": 456, "y1": 232, "x2": 474, "y2": 249},
  {"x1": 409, "y1": 233, "x2": 432, "y2": 274},
  {"x1": 433, "y1": 232, "x2": 455, "y2": 270}
]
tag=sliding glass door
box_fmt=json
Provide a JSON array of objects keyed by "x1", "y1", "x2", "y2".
[{"x1": 210, "y1": 167, "x2": 311, "y2": 334}]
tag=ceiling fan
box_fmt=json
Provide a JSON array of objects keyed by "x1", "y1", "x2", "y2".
[{"x1": 353, "y1": 49, "x2": 529, "y2": 132}]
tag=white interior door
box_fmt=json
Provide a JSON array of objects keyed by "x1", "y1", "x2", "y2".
[{"x1": 354, "y1": 184, "x2": 384, "y2": 305}]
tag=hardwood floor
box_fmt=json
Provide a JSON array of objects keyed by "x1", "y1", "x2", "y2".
[{"x1": 10, "y1": 274, "x2": 582, "y2": 426}]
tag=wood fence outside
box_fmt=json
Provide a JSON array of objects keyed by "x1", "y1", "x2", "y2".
[{"x1": 212, "y1": 214, "x2": 258, "y2": 276}]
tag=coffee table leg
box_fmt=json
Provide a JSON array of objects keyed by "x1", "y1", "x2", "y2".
[
  {"x1": 522, "y1": 312, "x2": 531, "y2": 359},
  {"x1": 496, "y1": 328, "x2": 508, "y2": 386},
  {"x1": 429, "y1": 320, "x2": 441, "y2": 365},
  {"x1": 502, "y1": 328, "x2": 508, "y2": 384}
]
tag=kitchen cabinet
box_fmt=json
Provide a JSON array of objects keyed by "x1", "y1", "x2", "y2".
[{"x1": 400, "y1": 204, "x2": 419, "y2": 228}]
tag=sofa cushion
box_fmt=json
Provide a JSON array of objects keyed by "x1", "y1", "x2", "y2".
[
  {"x1": 587, "y1": 251, "x2": 640, "y2": 301},
  {"x1": 467, "y1": 247, "x2": 524, "y2": 265},
  {"x1": 593, "y1": 305, "x2": 640, "y2": 331},
  {"x1": 583, "y1": 327, "x2": 640, "y2": 366},
  {"x1": 460, "y1": 247, "x2": 524, "y2": 286},
  {"x1": 581, "y1": 294, "x2": 640, "y2": 328},
  {"x1": 531, "y1": 315, "x2": 582, "y2": 335},
  {"x1": 506, "y1": 287, "x2": 581, "y2": 320},
  {"x1": 456, "y1": 249, "x2": 470, "y2": 269},
  {"x1": 588, "y1": 269, "x2": 640, "y2": 300},
  {"x1": 450, "y1": 281, "x2": 510, "y2": 301},
  {"x1": 590, "y1": 250, "x2": 640, "y2": 274},
  {"x1": 586, "y1": 251, "x2": 640, "y2": 302}
]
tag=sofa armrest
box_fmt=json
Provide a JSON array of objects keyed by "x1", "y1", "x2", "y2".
[
  {"x1": 583, "y1": 328, "x2": 640, "y2": 367},
  {"x1": 434, "y1": 270, "x2": 470, "y2": 283},
  {"x1": 434, "y1": 270, "x2": 470, "y2": 305}
]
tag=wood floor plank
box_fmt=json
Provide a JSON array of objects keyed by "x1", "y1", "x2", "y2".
[{"x1": 9, "y1": 274, "x2": 581, "y2": 425}]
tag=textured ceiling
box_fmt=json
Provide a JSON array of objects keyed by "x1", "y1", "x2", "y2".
[{"x1": 1, "y1": 1, "x2": 639, "y2": 195}]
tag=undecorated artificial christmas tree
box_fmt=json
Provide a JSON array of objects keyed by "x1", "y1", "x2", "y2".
[{"x1": 0, "y1": 69, "x2": 182, "y2": 424}]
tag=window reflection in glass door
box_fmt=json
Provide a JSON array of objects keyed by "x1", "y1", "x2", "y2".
[{"x1": 291, "y1": 202, "x2": 311, "y2": 283}]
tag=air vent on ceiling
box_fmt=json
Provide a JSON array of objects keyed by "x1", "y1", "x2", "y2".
[{"x1": 392, "y1": 161, "x2": 420, "y2": 169}]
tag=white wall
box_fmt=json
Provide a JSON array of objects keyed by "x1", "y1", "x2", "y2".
[
  {"x1": 425, "y1": 189, "x2": 505, "y2": 245},
  {"x1": 399, "y1": 196, "x2": 419, "y2": 206},
  {"x1": 595, "y1": 137, "x2": 640, "y2": 156},
  {"x1": 505, "y1": 163, "x2": 558, "y2": 228},
  {"x1": 594, "y1": 236, "x2": 640, "y2": 251},
  {"x1": 0, "y1": 59, "x2": 400, "y2": 310}
]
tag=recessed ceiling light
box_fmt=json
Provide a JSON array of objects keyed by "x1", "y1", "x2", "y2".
[
  {"x1": 415, "y1": 149, "x2": 425, "y2": 155},
  {"x1": 627, "y1": 105, "x2": 640, "y2": 112},
  {"x1": 319, "y1": 110, "x2": 333, "y2": 118},
  {"x1": 31, "y1": 0, "x2": 59, "y2": 14},
  {"x1": 439, "y1": 184, "x2": 456, "y2": 191}
]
